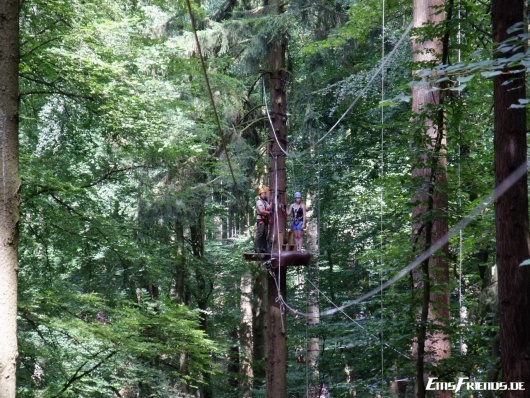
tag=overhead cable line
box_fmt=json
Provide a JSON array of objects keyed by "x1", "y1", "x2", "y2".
[
  {"x1": 185, "y1": 0, "x2": 244, "y2": 209},
  {"x1": 308, "y1": 21, "x2": 413, "y2": 155},
  {"x1": 275, "y1": 161, "x2": 528, "y2": 317},
  {"x1": 271, "y1": 154, "x2": 286, "y2": 333},
  {"x1": 261, "y1": 21, "x2": 413, "y2": 160},
  {"x1": 268, "y1": 272, "x2": 410, "y2": 360},
  {"x1": 305, "y1": 277, "x2": 410, "y2": 360}
]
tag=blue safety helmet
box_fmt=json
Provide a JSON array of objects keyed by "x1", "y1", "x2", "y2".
[{"x1": 294, "y1": 192, "x2": 302, "y2": 199}]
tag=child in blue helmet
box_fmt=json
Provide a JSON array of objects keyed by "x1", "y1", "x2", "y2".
[{"x1": 287, "y1": 191, "x2": 306, "y2": 251}]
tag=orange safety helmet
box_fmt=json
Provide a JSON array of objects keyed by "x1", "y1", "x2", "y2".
[{"x1": 258, "y1": 187, "x2": 269, "y2": 195}]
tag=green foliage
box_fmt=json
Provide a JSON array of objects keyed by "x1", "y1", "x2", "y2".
[
  {"x1": 18, "y1": 288, "x2": 217, "y2": 397},
  {"x1": 17, "y1": 0, "x2": 514, "y2": 395}
]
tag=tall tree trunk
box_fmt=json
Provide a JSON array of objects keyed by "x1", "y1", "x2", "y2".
[
  {"x1": 411, "y1": 0, "x2": 450, "y2": 396},
  {"x1": 190, "y1": 205, "x2": 213, "y2": 398},
  {"x1": 227, "y1": 328, "x2": 240, "y2": 388},
  {"x1": 265, "y1": 0, "x2": 289, "y2": 397},
  {"x1": 171, "y1": 220, "x2": 187, "y2": 305},
  {"x1": 305, "y1": 192, "x2": 320, "y2": 398},
  {"x1": 240, "y1": 271, "x2": 254, "y2": 397},
  {"x1": 0, "y1": 1, "x2": 20, "y2": 397},
  {"x1": 252, "y1": 270, "x2": 267, "y2": 388},
  {"x1": 170, "y1": 219, "x2": 190, "y2": 396},
  {"x1": 492, "y1": 0, "x2": 530, "y2": 393}
]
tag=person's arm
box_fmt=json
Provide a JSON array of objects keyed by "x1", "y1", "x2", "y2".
[{"x1": 301, "y1": 204, "x2": 306, "y2": 227}]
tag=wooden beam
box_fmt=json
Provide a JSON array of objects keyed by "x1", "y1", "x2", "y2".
[{"x1": 243, "y1": 251, "x2": 311, "y2": 267}]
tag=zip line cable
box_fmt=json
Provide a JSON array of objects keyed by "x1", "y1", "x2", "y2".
[
  {"x1": 269, "y1": 273, "x2": 411, "y2": 360},
  {"x1": 261, "y1": 21, "x2": 413, "y2": 161},
  {"x1": 272, "y1": 161, "x2": 528, "y2": 318},
  {"x1": 185, "y1": 0, "x2": 244, "y2": 210},
  {"x1": 305, "y1": 277, "x2": 410, "y2": 360},
  {"x1": 309, "y1": 21, "x2": 412, "y2": 154},
  {"x1": 270, "y1": 154, "x2": 286, "y2": 333}
]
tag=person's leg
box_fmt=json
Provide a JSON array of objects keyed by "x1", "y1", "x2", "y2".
[
  {"x1": 255, "y1": 221, "x2": 264, "y2": 252},
  {"x1": 299, "y1": 229, "x2": 304, "y2": 251},
  {"x1": 295, "y1": 230, "x2": 302, "y2": 251},
  {"x1": 263, "y1": 222, "x2": 269, "y2": 252}
]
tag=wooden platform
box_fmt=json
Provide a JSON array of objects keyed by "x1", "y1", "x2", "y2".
[{"x1": 243, "y1": 251, "x2": 311, "y2": 268}]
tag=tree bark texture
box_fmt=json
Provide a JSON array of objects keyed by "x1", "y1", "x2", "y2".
[
  {"x1": 252, "y1": 271, "x2": 267, "y2": 386},
  {"x1": 306, "y1": 191, "x2": 320, "y2": 398},
  {"x1": 265, "y1": 0, "x2": 289, "y2": 395},
  {"x1": 492, "y1": 0, "x2": 530, "y2": 395},
  {"x1": 171, "y1": 220, "x2": 187, "y2": 305},
  {"x1": 240, "y1": 271, "x2": 254, "y2": 397},
  {"x1": 190, "y1": 208, "x2": 213, "y2": 398},
  {"x1": 411, "y1": 0, "x2": 450, "y2": 396},
  {"x1": 267, "y1": 39, "x2": 288, "y2": 252},
  {"x1": 266, "y1": 265, "x2": 287, "y2": 398},
  {"x1": 0, "y1": 1, "x2": 20, "y2": 397}
]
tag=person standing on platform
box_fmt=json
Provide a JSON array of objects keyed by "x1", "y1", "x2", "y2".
[
  {"x1": 255, "y1": 187, "x2": 271, "y2": 253},
  {"x1": 287, "y1": 191, "x2": 306, "y2": 251}
]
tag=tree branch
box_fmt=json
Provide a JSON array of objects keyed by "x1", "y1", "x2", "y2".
[{"x1": 55, "y1": 350, "x2": 117, "y2": 397}]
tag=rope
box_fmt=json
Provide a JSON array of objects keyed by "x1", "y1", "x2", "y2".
[
  {"x1": 269, "y1": 272, "x2": 410, "y2": 359},
  {"x1": 268, "y1": 267, "x2": 287, "y2": 332},
  {"x1": 261, "y1": 22, "x2": 413, "y2": 161},
  {"x1": 184, "y1": 0, "x2": 244, "y2": 210},
  {"x1": 263, "y1": 78, "x2": 289, "y2": 157},
  {"x1": 272, "y1": 154, "x2": 285, "y2": 333},
  {"x1": 306, "y1": 278, "x2": 410, "y2": 360},
  {"x1": 309, "y1": 21, "x2": 413, "y2": 154}
]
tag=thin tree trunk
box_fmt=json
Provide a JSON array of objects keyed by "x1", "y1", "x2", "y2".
[
  {"x1": 265, "y1": 0, "x2": 288, "y2": 396},
  {"x1": 228, "y1": 328, "x2": 240, "y2": 388},
  {"x1": 305, "y1": 192, "x2": 320, "y2": 398},
  {"x1": 171, "y1": 220, "x2": 187, "y2": 304},
  {"x1": 0, "y1": 1, "x2": 20, "y2": 396},
  {"x1": 411, "y1": 0, "x2": 450, "y2": 396},
  {"x1": 240, "y1": 271, "x2": 254, "y2": 397},
  {"x1": 252, "y1": 271, "x2": 267, "y2": 388},
  {"x1": 170, "y1": 219, "x2": 190, "y2": 396},
  {"x1": 492, "y1": 0, "x2": 530, "y2": 394},
  {"x1": 190, "y1": 207, "x2": 213, "y2": 398}
]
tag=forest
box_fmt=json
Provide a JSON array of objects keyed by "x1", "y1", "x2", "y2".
[{"x1": 0, "y1": 0, "x2": 529, "y2": 397}]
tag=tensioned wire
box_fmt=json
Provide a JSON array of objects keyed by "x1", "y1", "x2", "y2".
[
  {"x1": 457, "y1": 0, "x2": 466, "y2": 361},
  {"x1": 262, "y1": 21, "x2": 414, "y2": 160},
  {"x1": 272, "y1": 161, "x2": 528, "y2": 318},
  {"x1": 271, "y1": 154, "x2": 286, "y2": 333},
  {"x1": 267, "y1": 263, "x2": 411, "y2": 361},
  {"x1": 260, "y1": 8, "x2": 527, "y2": 387}
]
